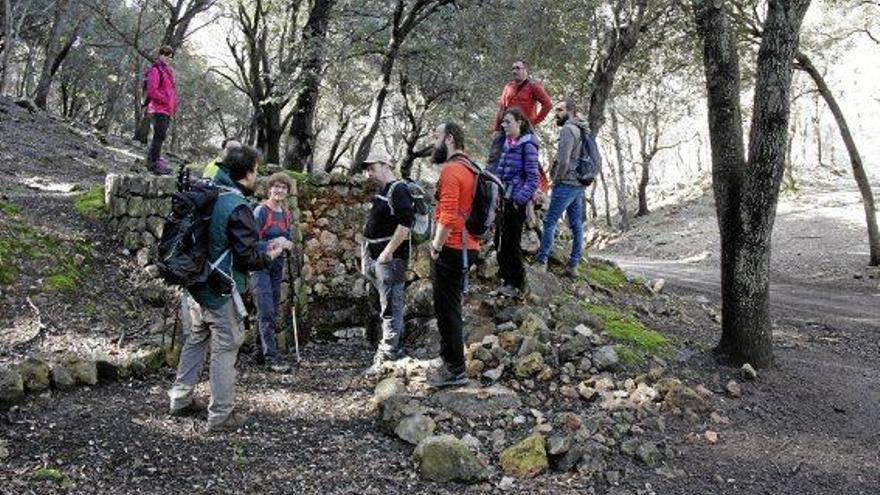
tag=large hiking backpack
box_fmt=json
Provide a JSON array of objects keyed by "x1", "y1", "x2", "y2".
[
  {"x1": 462, "y1": 159, "x2": 504, "y2": 241},
  {"x1": 142, "y1": 64, "x2": 165, "y2": 108},
  {"x1": 574, "y1": 124, "x2": 602, "y2": 186},
  {"x1": 376, "y1": 180, "x2": 434, "y2": 245},
  {"x1": 156, "y1": 169, "x2": 230, "y2": 288}
]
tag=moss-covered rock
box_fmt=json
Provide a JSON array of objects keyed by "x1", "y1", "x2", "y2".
[
  {"x1": 415, "y1": 435, "x2": 488, "y2": 483},
  {"x1": 499, "y1": 434, "x2": 549, "y2": 478},
  {"x1": 518, "y1": 313, "x2": 549, "y2": 337},
  {"x1": 50, "y1": 363, "x2": 75, "y2": 390},
  {"x1": 0, "y1": 367, "x2": 24, "y2": 403},
  {"x1": 61, "y1": 356, "x2": 98, "y2": 385},
  {"x1": 513, "y1": 352, "x2": 544, "y2": 378},
  {"x1": 19, "y1": 358, "x2": 51, "y2": 392}
]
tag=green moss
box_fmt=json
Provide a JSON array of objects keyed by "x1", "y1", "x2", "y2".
[
  {"x1": 33, "y1": 468, "x2": 66, "y2": 484},
  {"x1": 0, "y1": 215, "x2": 92, "y2": 289},
  {"x1": 74, "y1": 185, "x2": 106, "y2": 218},
  {"x1": 615, "y1": 344, "x2": 642, "y2": 364},
  {"x1": 582, "y1": 262, "x2": 628, "y2": 291},
  {"x1": 0, "y1": 201, "x2": 20, "y2": 215},
  {"x1": 46, "y1": 274, "x2": 76, "y2": 291},
  {"x1": 585, "y1": 303, "x2": 670, "y2": 354}
]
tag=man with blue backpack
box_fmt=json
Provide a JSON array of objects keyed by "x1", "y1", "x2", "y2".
[{"x1": 535, "y1": 99, "x2": 601, "y2": 277}]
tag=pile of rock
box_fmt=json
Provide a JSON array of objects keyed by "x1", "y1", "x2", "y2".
[{"x1": 372, "y1": 303, "x2": 725, "y2": 486}]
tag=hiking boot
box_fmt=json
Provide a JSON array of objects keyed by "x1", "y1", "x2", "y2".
[
  {"x1": 428, "y1": 368, "x2": 468, "y2": 389},
  {"x1": 169, "y1": 397, "x2": 207, "y2": 418},
  {"x1": 269, "y1": 361, "x2": 291, "y2": 374},
  {"x1": 563, "y1": 264, "x2": 579, "y2": 279},
  {"x1": 363, "y1": 353, "x2": 392, "y2": 377},
  {"x1": 151, "y1": 158, "x2": 172, "y2": 175},
  {"x1": 207, "y1": 411, "x2": 249, "y2": 432},
  {"x1": 534, "y1": 262, "x2": 547, "y2": 273}
]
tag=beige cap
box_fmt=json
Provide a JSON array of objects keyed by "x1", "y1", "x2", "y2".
[{"x1": 359, "y1": 149, "x2": 393, "y2": 169}]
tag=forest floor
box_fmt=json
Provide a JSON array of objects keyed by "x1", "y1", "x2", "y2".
[
  {"x1": 596, "y1": 176, "x2": 880, "y2": 494},
  {"x1": 1, "y1": 95, "x2": 878, "y2": 494}
]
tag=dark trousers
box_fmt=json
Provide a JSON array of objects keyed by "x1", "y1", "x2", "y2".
[
  {"x1": 148, "y1": 114, "x2": 171, "y2": 163},
  {"x1": 496, "y1": 198, "x2": 527, "y2": 290},
  {"x1": 431, "y1": 247, "x2": 477, "y2": 375}
]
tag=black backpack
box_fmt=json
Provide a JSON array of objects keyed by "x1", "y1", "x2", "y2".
[
  {"x1": 461, "y1": 159, "x2": 504, "y2": 241},
  {"x1": 574, "y1": 124, "x2": 602, "y2": 186},
  {"x1": 157, "y1": 168, "x2": 229, "y2": 288}
]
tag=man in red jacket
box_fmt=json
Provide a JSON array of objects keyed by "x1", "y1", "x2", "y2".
[
  {"x1": 145, "y1": 45, "x2": 178, "y2": 175},
  {"x1": 491, "y1": 58, "x2": 552, "y2": 132}
]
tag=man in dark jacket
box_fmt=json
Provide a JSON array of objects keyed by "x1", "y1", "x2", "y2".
[
  {"x1": 536, "y1": 99, "x2": 586, "y2": 278},
  {"x1": 168, "y1": 146, "x2": 284, "y2": 432}
]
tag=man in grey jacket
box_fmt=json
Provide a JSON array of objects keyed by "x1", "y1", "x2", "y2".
[{"x1": 535, "y1": 99, "x2": 586, "y2": 277}]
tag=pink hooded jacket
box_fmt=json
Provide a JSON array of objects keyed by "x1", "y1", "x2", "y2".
[{"x1": 146, "y1": 61, "x2": 178, "y2": 117}]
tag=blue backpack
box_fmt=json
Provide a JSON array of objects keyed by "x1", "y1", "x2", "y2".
[{"x1": 575, "y1": 124, "x2": 602, "y2": 186}]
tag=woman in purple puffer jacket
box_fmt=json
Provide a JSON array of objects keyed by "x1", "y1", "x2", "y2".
[{"x1": 490, "y1": 107, "x2": 540, "y2": 298}]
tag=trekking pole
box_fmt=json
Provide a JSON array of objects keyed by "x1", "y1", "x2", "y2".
[{"x1": 285, "y1": 252, "x2": 301, "y2": 364}]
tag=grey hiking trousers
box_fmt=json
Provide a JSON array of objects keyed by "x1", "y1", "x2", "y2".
[{"x1": 168, "y1": 296, "x2": 244, "y2": 427}]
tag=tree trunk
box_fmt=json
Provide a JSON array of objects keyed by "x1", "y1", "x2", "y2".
[
  {"x1": 696, "y1": 0, "x2": 811, "y2": 368},
  {"x1": 637, "y1": 158, "x2": 650, "y2": 216},
  {"x1": 586, "y1": 0, "x2": 648, "y2": 135},
  {"x1": 0, "y1": 0, "x2": 12, "y2": 95},
  {"x1": 284, "y1": 0, "x2": 334, "y2": 171},
  {"x1": 34, "y1": 1, "x2": 78, "y2": 110},
  {"x1": 610, "y1": 108, "x2": 630, "y2": 230},
  {"x1": 352, "y1": 51, "x2": 397, "y2": 169},
  {"x1": 598, "y1": 166, "x2": 612, "y2": 228},
  {"x1": 795, "y1": 50, "x2": 880, "y2": 266}
]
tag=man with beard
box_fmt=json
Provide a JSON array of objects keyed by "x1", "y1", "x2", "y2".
[
  {"x1": 360, "y1": 149, "x2": 414, "y2": 375},
  {"x1": 427, "y1": 122, "x2": 479, "y2": 388},
  {"x1": 535, "y1": 99, "x2": 587, "y2": 278}
]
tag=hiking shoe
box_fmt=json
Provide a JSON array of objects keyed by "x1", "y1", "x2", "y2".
[
  {"x1": 428, "y1": 368, "x2": 468, "y2": 389},
  {"x1": 534, "y1": 262, "x2": 547, "y2": 273},
  {"x1": 269, "y1": 362, "x2": 291, "y2": 374},
  {"x1": 151, "y1": 158, "x2": 172, "y2": 175},
  {"x1": 207, "y1": 411, "x2": 249, "y2": 432},
  {"x1": 169, "y1": 397, "x2": 207, "y2": 418},
  {"x1": 563, "y1": 264, "x2": 579, "y2": 279},
  {"x1": 496, "y1": 285, "x2": 521, "y2": 298}
]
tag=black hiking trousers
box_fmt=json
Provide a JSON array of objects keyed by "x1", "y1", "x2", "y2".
[
  {"x1": 148, "y1": 114, "x2": 171, "y2": 164},
  {"x1": 496, "y1": 198, "x2": 527, "y2": 290},
  {"x1": 432, "y1": 246, "x2": 477, "y2": 375}
]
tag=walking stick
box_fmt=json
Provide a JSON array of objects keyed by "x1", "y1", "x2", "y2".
[{"x1": 286, "y1": 252, "x2": 301, "y2": 364}]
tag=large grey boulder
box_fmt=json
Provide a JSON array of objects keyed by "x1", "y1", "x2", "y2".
[
  {"x1": 434, "y1": 384, "x2": 521, "y2": 420},
  {"x1": 394, "y1": 414, "x2": 436, "y2": 445}
]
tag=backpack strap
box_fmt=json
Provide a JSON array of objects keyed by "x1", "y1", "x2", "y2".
[{"x1": 374, "y1": 180, "x2": 403, "y2": 217}]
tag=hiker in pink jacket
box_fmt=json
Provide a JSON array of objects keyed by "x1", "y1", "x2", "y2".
[{"x1": 145, "y1": 45, "x2": 178, "y2": 175}]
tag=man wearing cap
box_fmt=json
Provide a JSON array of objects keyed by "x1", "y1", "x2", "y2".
[{"x1": 360, "y1": 149, "x2": 415, "y2": 375}]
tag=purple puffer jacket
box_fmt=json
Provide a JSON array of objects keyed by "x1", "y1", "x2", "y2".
[{"x1": 491, "y1": 133, "x2": 540, "y2": 206}]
